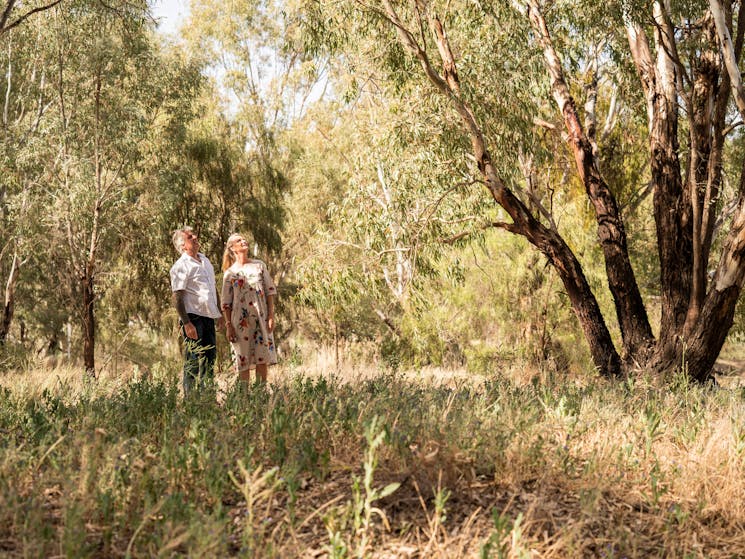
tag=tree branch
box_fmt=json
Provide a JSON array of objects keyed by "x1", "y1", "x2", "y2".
[
  {"x1": 711, "y1": 0, "x2": 745, "y2": 119},
  {"x1": 0, "y1": 0, "x2": 15, "y2": 32},
  {"x1": 442, "y1": 221, "x2": 520, "y2": 245},
  {"x1": 1, "y1": 0, "x2": 63, "y2": 35},
  {"x1": 528, "y1": 0, "x2": 654, "y2": 354}
]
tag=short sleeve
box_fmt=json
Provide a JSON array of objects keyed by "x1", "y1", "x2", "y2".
[
  {"x1": 221, "y1": 270, "x2": 234, "y2": 310},
  {"x1": 262, "y1": 262, "x2": 277, "y2": 296},
  {"x1": 170, "y1": 260, "x2": 188, "y2": 292}
]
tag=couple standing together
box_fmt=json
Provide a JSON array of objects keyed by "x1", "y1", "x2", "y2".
[{"x1": 169, "y1": 226, "x2": 277, "y2": 394}]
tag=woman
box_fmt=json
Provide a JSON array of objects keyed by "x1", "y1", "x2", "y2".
[{"x1": 221, "y1": 233, "x2": 277, "y2": 383}]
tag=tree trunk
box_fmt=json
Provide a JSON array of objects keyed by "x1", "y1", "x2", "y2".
[
  {"x1": 527, "y1": 0, "x2": 653, "y2": 360},
  {"x1": 685, "y1": 21, "x2": 719, "y2": 333},
  {"x1": 626, "y1": 11, "x2": 693, "y2": 368},
  {"x1": 684, "y1": 285, "x2": 740, "y2": 381},
  {"x1": 0, "y1": 250, "x2": 19, "y2": 343},
  {"x1": 653, "y1": 191, "x2": 745, "y2": 379},
  {"x1": 535, "y1": 225, "x2": 623, "y2": 377},
  {"x1": 483, "y1": 163, "x2": 622, "y2": 377},
  {"x1": 82, "y1": 263, "x2": 95, "y2": 376},
  {"x1": 383, "y1": 0, "x2": 622, "y2": 376}
]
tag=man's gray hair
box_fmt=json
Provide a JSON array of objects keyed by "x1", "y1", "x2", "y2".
[{"x1": 172, "y1": 226, "x2": 194, "y2": 253}]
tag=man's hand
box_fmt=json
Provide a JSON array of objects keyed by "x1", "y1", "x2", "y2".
[
  {"x1": 184, "y1": 322, "x2": 198, "y2": 340},
  {"x1": 216, "y1": 317, "x2": 225, "y2": 330}
]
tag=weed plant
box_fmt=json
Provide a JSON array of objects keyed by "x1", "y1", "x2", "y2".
[{"x1": 0, "y1": 365, "x2": 744, "y2": 557}]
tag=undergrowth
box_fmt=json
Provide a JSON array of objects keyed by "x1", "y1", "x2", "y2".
[{"x1": 0, "y1": 366, "x2": 744, "y2": 557}]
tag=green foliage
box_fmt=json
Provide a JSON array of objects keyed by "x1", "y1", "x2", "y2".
[
  {"x1": 0, "y1": 0, "x2": 292, "y2": 361},
  {"x1": 324, "y1": 415, "x2": 400, "y2": 557},
  {"x1": 1, "y1": 2, "x2": 190, "y2": 355},
  {"x1": 5, "y1": 0, "x2": 745, "y2": 384},
  {"x1": 290, "y1": 0, "x2": 655, "y2": 372}
]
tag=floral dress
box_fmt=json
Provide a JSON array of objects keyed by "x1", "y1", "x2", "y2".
[{"x1": 221, "y1": 260, "x2": 278, "y2": 371}]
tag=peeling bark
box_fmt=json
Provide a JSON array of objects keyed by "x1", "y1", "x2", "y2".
[
  {"x1": 528, "y1": 0, "x2": 653, "y2": 359},
  {"x1": 627, "y1": 7, "x2": 691, "y2": 363},
  {"x1": 685, "y1": 19, "x2": 719, "y2": 333}
]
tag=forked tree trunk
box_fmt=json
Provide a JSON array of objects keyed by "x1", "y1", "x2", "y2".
[
  {"x1": 527, "y1": 0, "x2": 654, "y2": 360},
  {"x1": 383, "y1": 0, "x2": 623, "y2": 376}
]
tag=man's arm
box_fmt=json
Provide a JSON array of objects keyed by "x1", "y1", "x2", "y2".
[{"x1": 173, "y1": 290, "x2": 197, "y2": 339}]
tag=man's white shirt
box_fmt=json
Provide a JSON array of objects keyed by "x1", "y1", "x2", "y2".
[{"x1": 169, "y1": 252, "x2": 222, "y2": 319}]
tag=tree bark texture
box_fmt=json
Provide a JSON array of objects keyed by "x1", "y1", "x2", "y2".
[
  {"x1": 653, "y1": 194, "x2": 745, "y2": 380},
  {"x1": 528, "y1": 0, "x2": 654, "y2": 359},
  {"x1": 685, "y1": 38, "x2": 717, "y2": 332}
]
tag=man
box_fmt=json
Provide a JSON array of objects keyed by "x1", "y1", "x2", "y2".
[{"x1": 169, "y1": 226, "x2": 223, "y2": 394}]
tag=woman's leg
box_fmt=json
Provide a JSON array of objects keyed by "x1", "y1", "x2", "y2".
[
  {"x1": 238, "y1": 368, "x2": 252, "y2": 384},
  {"x1": 255, "y1": 363, "x2": 268, "y2": 382}
]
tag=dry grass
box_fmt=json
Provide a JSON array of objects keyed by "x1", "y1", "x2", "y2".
[{"x1": 1, "y1": 358, "x2": 745, "y2": 558}]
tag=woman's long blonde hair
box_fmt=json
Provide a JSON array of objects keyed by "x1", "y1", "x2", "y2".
[{"x1": 222, "y1": 233, "x2": 246, "y2": 271}]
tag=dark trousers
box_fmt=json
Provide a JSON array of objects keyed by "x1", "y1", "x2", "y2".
[{"x1": 181, "y1": 314, "x2": 216, "y2": 394}]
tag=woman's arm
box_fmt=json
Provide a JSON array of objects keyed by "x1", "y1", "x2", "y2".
[
  {"x1": 223, "y1": 307, "x2": 236, "y2": 341},
  {"x1": 266, "y1": 294, "x2": 275, "y2": 332},
  {"x1": 221, "y1": 272, "x2": 236, "y2": 341}
]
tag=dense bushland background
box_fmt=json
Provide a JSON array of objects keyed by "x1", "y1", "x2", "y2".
[
  {"x1": 5, "y1": 0, "x2": 745, "y2": 556},
  {"x1": 7, "y1": 0, "x2": 745, "y2": 377}
]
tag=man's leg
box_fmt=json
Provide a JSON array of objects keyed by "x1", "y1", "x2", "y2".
[
  {"x1": 198, "y1": 317, "x2": 217, "y2": 389},
  {"x1": 182, "y1": 314, "x2": 211, "y2": 395},
  {"x1": 182, "y1": 328, "x2": 199, "y2": 395}
]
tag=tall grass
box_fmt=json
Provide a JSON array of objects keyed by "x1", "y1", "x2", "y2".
[{"x1": 0, "y1": 363, "x2": 744, "y2": 557}]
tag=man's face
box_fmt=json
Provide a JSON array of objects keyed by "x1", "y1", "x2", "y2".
[{"x1": 182, "y1": 230, "x2": 199, "y2": 253}]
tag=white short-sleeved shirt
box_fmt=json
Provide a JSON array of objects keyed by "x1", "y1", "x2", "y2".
[{"x1": 169, "y1": 252, "x2": 222, "y2": 319}]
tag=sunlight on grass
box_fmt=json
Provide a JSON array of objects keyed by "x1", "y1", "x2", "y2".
[{"x1": 1, "y1": 362, "x2": 744, "y2": 557}]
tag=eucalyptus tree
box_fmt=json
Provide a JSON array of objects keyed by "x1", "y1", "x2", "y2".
[
  {"x1": 178, "y1": 0, "x2": 313, "y2": 253},
  {"x1": 29, "y1": 1, "x2": 166, "y2": 373},
  {"x1": 303, "y1": 0, "x2": 745, "y2": 381},
  {"x1": 291, "y1": 84, "x2": 491, "y2": 350},
  {"x1": 0, "y1": 13, "x2": 65, "y2": 347},
  {"x1": 0, "y1": 0, "x2": 154, "y2": 352}
]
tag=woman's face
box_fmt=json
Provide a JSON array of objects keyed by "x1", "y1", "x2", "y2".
[{"x1": 231, "y1": 236, "x2": 250, "y2": 255}]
